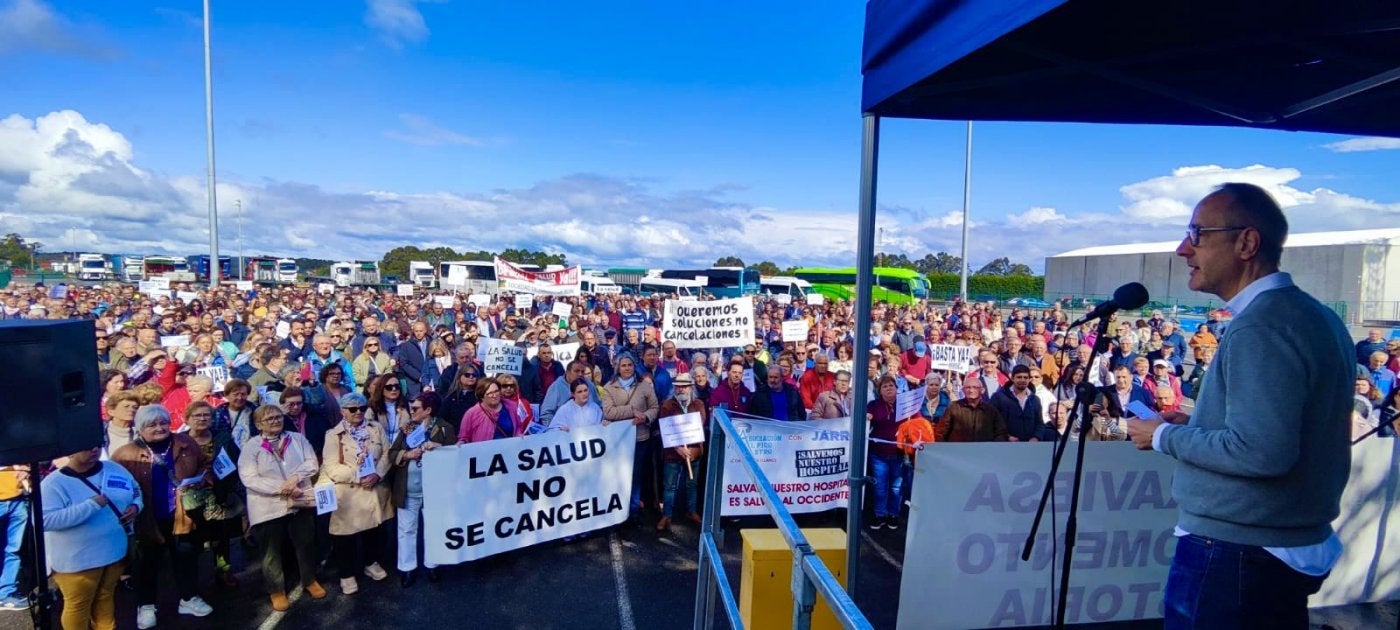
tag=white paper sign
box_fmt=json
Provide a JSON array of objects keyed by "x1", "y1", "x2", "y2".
[
  {"x1": 234, "y1": 281, "x2": 254, "y2": 291},
  {"x1": 314, "y1": 483, "x2": 338, "y2": 515},
  {"x1": 551, "y1": 302, "x2": 572, "y2": 318},
  {"x1": 807, "y1": 293, "x2": 825, "y2": 305},
  {"x1": 467, "y1": 294, "x2": 491, "y2": 308},
  {"x1": 139, "y1": 278, "x2": 170, "y2": 292},
  {"x1": 406, "y1": 424, "x2": 428, "y2": 449},
  {"x1": 212, "y1": 448, "x2": 236, "y2": 479},
  {"x1": 928, "y1": 344, "x2": 977, "y2": 373},
  {"x1": 694, "y1": 275, "x2": 709, "y2": 287},
  {"x1": 775, "y1": 294, "x2": 792, "y2": 305},
  {"x1": 397, "y1": 284, "x2": 415, "y2": 297},
  {"x1": 896, "y1": 388, "x2": 924, "y2": 420},
  {"x1": 781, "y1": 320, "x2": 809, "y2": 343},
  {"x1": 483, "y1": 338, "x2": 524, "y2": 376},
  {"x1": 721, "y1": 416, "x2": 851, "y2": 516},
  {"x1": 661, "y1": 297, "x2": 755, "y2": 350},
  {"x1": 742, "y1": 369, "x2": 756, "y2": 392},
  {"x1": 176, "y1": 291, "x2": 198, "y2": 303},
  {"x1": 197, "y1": 365, "x2": 230, "y2": 391},
  {"x1": 526, "y1": 342, "x2": 579, "y2": 365},
  {"x1": 514, "y1": 294, "x2": 534, "y2": 312},
  {"x1": 422, "y1": 422, "x2": 636, "y2": 564},
  {"x1": 659, "y1": 411, "x2": 706, "y2": 448},
  {"x1": 357, "y1": 452, "x2": 376, "y2": 479},
  {"x1": 160, "y1": 335, "x2": 190, "y2": 348},
  {"x1": 434, "y1": 295, "x2": 455, "y2": 309},
  {"x1": 317, "y1": 283, "x2": 334, "y2": 295}
]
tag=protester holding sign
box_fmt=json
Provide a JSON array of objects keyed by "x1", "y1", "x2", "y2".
[
  {"x1": 866, "y1": 376, "x2": 904, "y2": 531},
  {"x1": 601, "y1": 353, "x2": 659, "y2": 523},
  {"x1": 182, "y1": 401, "x2": 246, "y2": 589},
  {"x1": 320, "y1": 392, "x2": 393, "y2": 595},
  {"x1": 388, "y1": 392, "x2": 453, "y2": 587},
  {"x1": 656, "y1": 373, "x2": 707, "y2": 531},
  {"x1": 237, "y1": 405, "x2": 326, "y2": 612}
]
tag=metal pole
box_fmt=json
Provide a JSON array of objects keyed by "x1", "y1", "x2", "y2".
[
  {"x1": 845, "y1": 114, "x2": 879, "y2": 599},
  {"x1": 203, "y1": 0, "x2": 221, "y2": 287},
  {"x1": 236, "y1": 199, "x2": 243, "y2": 280},
  {"x1": 959, "y1": 121, "x2": 972, "y2": 302}
]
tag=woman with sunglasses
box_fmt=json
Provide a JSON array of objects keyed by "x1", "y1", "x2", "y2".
[
  {"x1": 320, "y1": 392, "x2": 393, "y2": 595},
  {"x1": 440, "y1": 366, "x2": 479, "y2": 437},
  {"x1": 367, "y1": 374, "x2": 411, "y2": 444},
  {"x1": 457, "y1": 377, "x2": 522, "y2": 443},
  {"x1": 494, "y1": 374, "x2": 535, "y2": 432},
  {"x1": 387, "y1": 392, "x2": 453, "y2": 587},
  {"x1": 351, "y1": 336, "x2": 394, "y2": 389}
]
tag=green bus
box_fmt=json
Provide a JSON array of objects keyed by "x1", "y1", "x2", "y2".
[{"x1": 792, "y1": 267, "x2": 930, "y2": 305}]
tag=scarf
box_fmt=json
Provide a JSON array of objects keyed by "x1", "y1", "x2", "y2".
[
  {"x1": 617, "y1": 375, "x2": 636, "y2": 390},
  {"x1": 344, "y1": 420, "x2": 371, "y2": 453},
  {"x1": 260, "y1": 433, "x2": 290, "y2": 459}
]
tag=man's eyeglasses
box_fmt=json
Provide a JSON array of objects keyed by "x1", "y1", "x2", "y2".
[
  {"x1": 343, "y1": 406, "x2": 366, "y2": 413},
  {"x1": 1185, "y1": 224, "x2": 1247, "y2": 246}
]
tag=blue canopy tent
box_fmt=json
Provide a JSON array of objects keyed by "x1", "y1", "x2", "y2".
[{"x1": 844, "y1": 0, "x2": 1400, "y2": 601}]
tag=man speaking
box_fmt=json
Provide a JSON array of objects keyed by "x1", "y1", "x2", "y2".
[{"x1": 1127, "y1": 183, "x2": 1352, "y2": 628}]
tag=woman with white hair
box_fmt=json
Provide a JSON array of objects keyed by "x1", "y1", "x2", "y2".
[
  {"x1": 320, "y1": 391, "x2": 393, "y2": 595},
  {"x1": 111, "y1": 405, "x2": 214, "y2": 628}
]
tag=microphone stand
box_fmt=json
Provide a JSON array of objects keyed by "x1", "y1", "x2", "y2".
[
  {"x1": 1352, "y1": 407, "x2": 1398, "y2": 446},
  {"x1": 1020, "y1": 315, "x2": 1113, "y2": 629}
]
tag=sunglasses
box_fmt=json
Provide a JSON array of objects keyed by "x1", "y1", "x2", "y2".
[
  {"x1": 500, "y1": 383, "x2": 517, "y2": 389},
  {"x1": 461, "y1": 373, "x2": 478, "y2": 379},
  {"x1": 409, "y1": 405, "x2": 423, "y2": 412},
  {"x1": 383, "y1": 384, "x2": 399, "y2": 391},
  {"x1": 343, "y1": 406, "x2": 366, "y2": 413}
]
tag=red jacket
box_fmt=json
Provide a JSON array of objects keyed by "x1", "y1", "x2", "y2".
[{"x1": 798, "y1": 369, "x2": 834, "y2": 410}]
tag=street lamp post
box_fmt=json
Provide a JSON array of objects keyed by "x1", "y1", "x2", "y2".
[{"x1": 203, "y1": 0, "x2": 221, "y2": 287}]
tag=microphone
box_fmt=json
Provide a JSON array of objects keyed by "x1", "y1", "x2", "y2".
[{"x1": 1068, "y1": 282, "x2": 1149, "y2": 328}]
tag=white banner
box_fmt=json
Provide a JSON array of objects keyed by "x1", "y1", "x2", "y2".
[
  {"x1": 929, "y1": 344, "x2": 977, "y2": 373},
  {"x1": 234, "y1": 280, "x2": 254, "y2": 291},
  {"x1": 139, "y1": 278, "x2": 170, "y2": 292},
  {"x1": 662, "y1": 297, "x2": 755, "y2": 350},
  {"x1": 897, "y1": 439, "x2": 1400, "y2": 629},
  {"x1": 551, "y1": 301, "x2": 573, "y2": 318},
  {"x1": 397, "y1": 284, "x2": 415, "y2": 297},
  {"x1": 467, "y1": 294, "x2": 492, "y2": 308},
  {"x1": 721, "y1": 416, "x2": 851, "y2": 516},
  {"x1": 808, "y1": 293, "x2": 825, "y2": 305},
  {"x1": 781, "y1": 319, "x2": 808, "y2": 342},
  {"x1": 526, "y1": 342, "x2": 578, "y2": 365},
  {"x1": 593, "y1": 284, "x2": 623, "y2": 295},
  {"x1": 494, "y1": 258, "x2": 581, "y2": 296},
  {"x1": 483, "y1": 338, "x2": 524, "y2": 376},
  {"x1": 433, "y1": 295, "x2": 455, "y2": 309},
  {"x1": 422, "y1": 422, "x2": 636, "y2": 564}
]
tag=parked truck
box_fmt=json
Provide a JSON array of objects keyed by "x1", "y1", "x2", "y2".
[
  {"x1": 409, "y1": 261, "x2": 436, "y2": 288},
  {"x1": 76, "y1": 254, "x2": 112, "y2": 281},
  {"x1": 331, "y1": 261, "x2": 380, "y2": 287},
  {"x1": 187, "y1": 255, "x2": 233, "y2": 283},
  {"x1": 143, "y1": 256, "x2": 195, "y2": 283},
  {"x1": 115, "y1": 255, "x2": 145, "y2": 283},
  {"x1": 276, "y1": 258, "x2": 299, "y2": 283}
]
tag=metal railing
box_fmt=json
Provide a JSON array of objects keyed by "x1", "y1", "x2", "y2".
[{"x1": 693, "y1": 407, "x2": 872, "y2": 630}]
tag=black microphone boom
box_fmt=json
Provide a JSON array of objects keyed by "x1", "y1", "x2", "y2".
[{"x1": 1068, "y1": 282, "x2": 1150, "y2": 328}]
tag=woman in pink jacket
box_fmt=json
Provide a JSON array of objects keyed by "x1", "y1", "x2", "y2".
[{"x1": 456, "y1": 377, "x2": 525, "y2": 443}]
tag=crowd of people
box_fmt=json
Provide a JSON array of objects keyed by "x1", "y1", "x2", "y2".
[{"x1": 0, "y1": 274, "x2": 1384, "y2": 627}]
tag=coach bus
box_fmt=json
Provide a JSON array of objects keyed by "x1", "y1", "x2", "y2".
[
  {"x1": 657, "y1": 267, "x2": 756, "y2": 298},
  {"x1": 792, "y1": 267, "x2": 930, "y2": 305},
  {"x1": 439, "y1": 260, "x2": 498, "y2": 294}
]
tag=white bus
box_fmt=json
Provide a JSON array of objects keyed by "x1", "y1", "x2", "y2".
[
  {"x1": 438, "y1": 260, "x2": 498, "y2": 295},
  {"x1": 637, "y1": 277, "x2": 702, "y2": 298},
  {"x1": 759, "y1": 276, "x2": 815, "y2": 299},
  {"x1": 581, "y1": 276, "x2": 622, "y2": 295}
]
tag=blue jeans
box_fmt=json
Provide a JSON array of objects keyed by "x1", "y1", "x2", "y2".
[
  {"x1": 1164, "y1": 534, "x2": 1325, "y2": 629},
  {"x1": 869, "y1": 454, "x2": 904, "y2": 519},
  {"x1": 662, "y1": 460, "x2": 699, "y2": 518},
  {"x1": 0, "y1": 497, "x2": 27, "y2": 599},
  {"x1": 629, "y1": 439, "x2": 653, "y2": 514}
]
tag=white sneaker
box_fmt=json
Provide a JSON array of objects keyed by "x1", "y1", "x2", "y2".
[
  {"x1": 340, "y1": 576, "x2": 359, "y2": 595},
  {"x1": 178, "y1": 596, "x2": 213, "y2": 617},
  {"x1": 364, "y1": 562, "x2": 388, "y2": 581},
  {"x1": 136, "y1": 605, "x2": 157, "y2": 629}
]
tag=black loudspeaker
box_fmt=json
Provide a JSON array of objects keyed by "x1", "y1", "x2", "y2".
[{"x1": 0, "y1": 319, "x2": 103, "y2": 466}]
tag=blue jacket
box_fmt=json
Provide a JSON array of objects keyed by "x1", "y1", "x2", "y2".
[{"x1": 989, "y1": 385, "x2": 1053, "y2": 441}]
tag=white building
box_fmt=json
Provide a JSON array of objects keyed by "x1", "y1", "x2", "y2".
[{"x1": 1044, "y1": 228, "x2": 1400, "y2": 325}]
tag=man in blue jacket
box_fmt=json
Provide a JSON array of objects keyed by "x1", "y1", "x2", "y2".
[{"x1": 988, "y1": 365, "x2": 1052, "y2": 442}]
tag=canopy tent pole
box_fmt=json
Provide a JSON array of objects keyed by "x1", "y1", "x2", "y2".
[
  {"x1": 959, "y1": 121, "x2": 971, "y2": 301},
  {"x1": 845, "y1": 113, "x2": 880, "y2": 599}
]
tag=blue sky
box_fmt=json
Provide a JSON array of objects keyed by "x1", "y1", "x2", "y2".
[{"x1": 3, "y1": 0, "x2": 1399, "y2": 271}]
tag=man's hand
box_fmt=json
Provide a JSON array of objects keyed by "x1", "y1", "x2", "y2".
[
  {"x1": 1160, "y1": 411, "x2": 1191, "y2": 425},
  {"x1": 120, "y1": 504, "x2": 139, "y2": 524},
  {"x1": 1127, "y1": 417, "x2": 1162, "y2": 450}
]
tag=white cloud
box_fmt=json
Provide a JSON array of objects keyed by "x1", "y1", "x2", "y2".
[
  {"x1": 364, "y1": 0, "x2": 430, "y2": 48},
  {"x1": 0, "y1": 0, "x2": 117, "y2": 59},
  {"x1": 1323, "y1": 137, "x2": 1400, "y2": 153},
  {"x1": 1007, "y1": 206, "x2": 1067, "y2": 225},
  {"x1": 382, "y1": 114, "x2": 483, "y2": 147}
]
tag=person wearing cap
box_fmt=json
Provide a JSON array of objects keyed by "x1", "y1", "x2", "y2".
[
  {"x1": 900, "y1": 339, "x2": 932, "y2": 389},
  {"x1": 1150, "y1": 359, "x2": 1185, "y2": 405},
  {"x1": 319, "y1": 391, "x2": 393, "y2": 595},
  {"x1": 656, "y1": 372, "x2": 706, "y2": 531}
]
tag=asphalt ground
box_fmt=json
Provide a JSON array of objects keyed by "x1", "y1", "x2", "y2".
[{"x1": 1, "y1": 503, "x2": 1394, "y2": 630}]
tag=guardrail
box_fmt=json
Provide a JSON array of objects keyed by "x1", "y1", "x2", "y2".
[{"x1": 693, "y1": 407, "x2": 872, "y2": 630}]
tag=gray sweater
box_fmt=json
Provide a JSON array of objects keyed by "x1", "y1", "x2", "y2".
[{"x1": 1160, "y1": 285, "x2": 1352, "y2": 547}]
